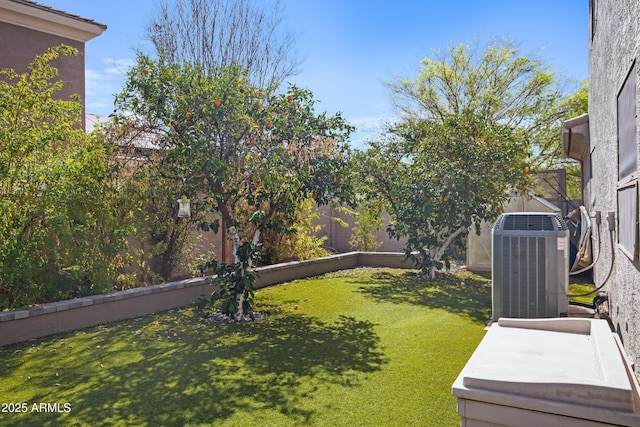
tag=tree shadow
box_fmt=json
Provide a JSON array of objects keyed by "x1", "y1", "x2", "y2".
[
  {"x1": 355, "y1": 270, "x2": 492, "y2": 324},
  {"x1": 0, "y1": 309, "x2": 386, "y2": 426}
]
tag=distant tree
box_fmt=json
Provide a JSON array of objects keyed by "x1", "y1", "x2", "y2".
[
  {"x1": 359, "y1": 111, "x2": 530, "y2": 278},
  {"x1": 336, "y1": 197, "x2": 385, "y2": 252},
  {"x1": 114, "y1": 56, "x2": 353, "y2": 319},
  {"x1": 146, "y1": 0, "x2": 300, "y2": 87},
  {"x1": 388, "y1": 37, "x2": 575, "y2": 170},
  {"x1": 367, "y1": 37, "x2": 586, "y2": 276},
  {"x1": 562, "y1": 80, "x2": 588, "y2": 116},
  {"x1": 0, "y1": 46, "x2": 128, "y2": 308},
  {"x1": 260, "y1": 198, "x2": 330, "y2": 264}
]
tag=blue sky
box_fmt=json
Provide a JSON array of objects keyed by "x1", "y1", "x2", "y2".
[{"x1": 43, "y1": 0, "x2": 588, "y2": 146}]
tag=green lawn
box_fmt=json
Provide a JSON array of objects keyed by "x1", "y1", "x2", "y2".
[
  {"x1": 569, "y1": 272, "x2": 598, "y2": 305},
  {"x1": 0, "y1": 267, "x2": 491, "y2": 426}
]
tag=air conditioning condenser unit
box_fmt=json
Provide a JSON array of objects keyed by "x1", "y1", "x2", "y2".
[{"x1": 492, "y1": 212, "x2": 569, "y2": 321}]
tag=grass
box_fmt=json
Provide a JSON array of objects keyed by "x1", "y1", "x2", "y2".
[
  {"x1": 569, "y1": 271, "x2": 598, "y2": 305},
  {"x1": 0, "y1": 267, "x2": 492, "y2": 426}
]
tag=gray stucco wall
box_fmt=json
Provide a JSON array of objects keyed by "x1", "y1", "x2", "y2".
[{"x1": 589, "y1": 0, "x2": 640, "y2": 375}]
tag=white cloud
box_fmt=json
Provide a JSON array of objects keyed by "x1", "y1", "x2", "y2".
[
  {"x1": 84, "y1": 59, "x2": 134, "y2": 115},
  {"x1": 102, "y1": 58, "x2": 136, "y2": 75}
]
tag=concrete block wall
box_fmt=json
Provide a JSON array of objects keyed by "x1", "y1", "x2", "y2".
[{"x1": 0, "y1": 252, "x2": 412, "y2": 347}]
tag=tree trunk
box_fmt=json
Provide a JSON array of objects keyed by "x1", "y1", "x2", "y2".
[
  {"x1": 426, "y1": 225, "x2": 466, "y2": 280},
  {"x1": 228, "y1": 227, "x2": 261, "y2": 321},
  {"x1": 227, "y1": 226, "x2": 243, "y2": 320}
]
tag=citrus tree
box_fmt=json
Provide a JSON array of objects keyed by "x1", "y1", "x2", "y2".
[
  {"x1": 359, "y1": 111, "x2": 530, "y2": 277},
  {"x1": 113, "y1": 56, "x2": 353, "y2": 319}
]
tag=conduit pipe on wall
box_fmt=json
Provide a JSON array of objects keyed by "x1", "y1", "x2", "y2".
[
  {"x1": 569, "y1": 207, "x2": 597, "y2": 276},
  {"x1": 568, "y1": 214, "x2": 615, "y2": 299}
]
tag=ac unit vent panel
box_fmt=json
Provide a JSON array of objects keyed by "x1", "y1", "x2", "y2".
[{"x1": 501, "y1": 236, "x2": 548, "y2": 318}]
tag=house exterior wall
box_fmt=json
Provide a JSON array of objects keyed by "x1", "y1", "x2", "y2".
[
  {"x1": 0, "y1": 22, "x2": 84, "y2": 95},
  {"x1": 0, "y1": 21, "x2": 85, "y2": 105},
  {"x1": 589, "y1": 0, "x2": 640, "y2": 375},
  {"x1": 0, "y1": 0, "x2": 106, "y2": 129}
]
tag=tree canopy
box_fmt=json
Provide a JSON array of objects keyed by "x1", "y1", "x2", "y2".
[
  {"x1": 359, "y1": 37, "x2": 584, "y2": 275},
  {"x1": 359, "y1": 110, "x2": 530, "y2": 277},
  {"x1": 113, "y1": 56, "x2": 353, "y2": 317},
  {"x1": 146, "y1": 0, "x2": 300, "y2": 87},
  {"x1": 0, "y1": 46, "x2": 128, "y2": 309},
  {"x1": 388, "y1": 37, "x2": 578, "y2": 170}
]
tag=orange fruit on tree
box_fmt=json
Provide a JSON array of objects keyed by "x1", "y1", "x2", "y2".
[
  {"x1": 185, "y1": 112, "x2": 192, "y2": 120},
  {"x1": 214, "y1": 99, "x2": 222, "y2": 107},
  {"x1": 266, "y1": 121, "x2": 273, "y2": 129},
  {"x1": 287, "y1": 95, "x2": 293, "y2": 101}
]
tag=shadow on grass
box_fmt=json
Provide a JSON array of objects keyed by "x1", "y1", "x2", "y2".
[
  {"x1": 0, "y1": 309, "x2": 386, "y2": 426},
  {"x1": 356, "y1": 270, "x2": 492, "y2": 324}
]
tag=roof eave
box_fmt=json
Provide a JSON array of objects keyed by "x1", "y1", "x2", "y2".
[
  {"x1": 562, "y1": 113, "x2": 590, "y2": 162},
  {"x1": 0, "y1": 0, "x2": 107, "y2": 42}
]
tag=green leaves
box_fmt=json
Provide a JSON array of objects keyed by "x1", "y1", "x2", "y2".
[
  {"x1": 0, "y1": 46, "x2": 129, "y2": 308},
  {"x1": 360, "y1": 110, "x2": 530, "y2": 275},
  {"x1": 116, "y1": 55, "x2": 354, "y2": 235},
  {"x1": 388, "y1": 36, "x2": 581, "y2": 173},
  {"x1": 113, "y1": 56, "x2": 354, "y2": 314},
  {"x1": 198, "y1": 220, "x2": 220, "y2": 234},
  {"x1": 204, "y1": 242, "x2": 261, "y2": 317}
]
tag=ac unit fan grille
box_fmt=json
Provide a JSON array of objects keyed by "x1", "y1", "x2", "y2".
[{"x1": 493, "y1": 213, "x2": 568, "y2": 231}]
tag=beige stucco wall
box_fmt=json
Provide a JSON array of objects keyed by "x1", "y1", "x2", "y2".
[
  {"x1": 315, "y1": 204, "x2": 408, "y2": 253},
  {"x1": 0, "y1": 1, "x2": 106, "y2": 129},
  {"x1": 588, "y1": 0, "x2": 640, "y2": 378}
]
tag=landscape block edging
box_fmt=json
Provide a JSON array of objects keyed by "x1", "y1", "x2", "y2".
[{"x1": 0, "y1": 252, "x2": 410, "y2": 347}]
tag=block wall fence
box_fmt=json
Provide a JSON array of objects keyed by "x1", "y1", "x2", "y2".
[{"x1": 0, "y1": 252, "x2": 411, "y2": 347}]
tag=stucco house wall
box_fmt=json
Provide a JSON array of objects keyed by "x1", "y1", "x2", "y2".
[
  {"x1": 0, "y1": 0, "x2": 106, "y2": 128},
  {"x1": 588, "y1": 0, "x2": 640, "y2": 376}
]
